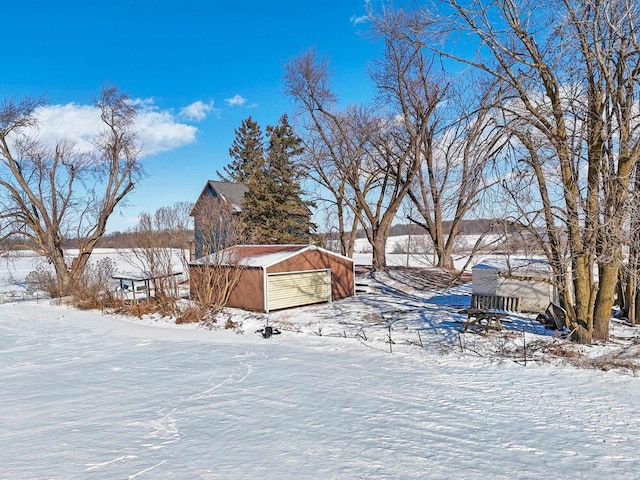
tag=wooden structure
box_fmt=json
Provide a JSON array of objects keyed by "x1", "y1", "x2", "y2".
[
  {"x1": 189, "y1": 180, "x2": 313, "y2": 259},
  {"x1": 112, "y1": 272, "x2": 182, "y2": 303},
  {"x1": 190, "y1": 181, "x2": 249, "y2": 259},
  {"x1": 190, "y1": 244, "x2": 355, "y2": 312},
  {"x1": 459, "y1": 308, "x2": 509, "y2": 335},
  {"x1": 471, "y1": 293, "x2": 521, "y2": 312}
]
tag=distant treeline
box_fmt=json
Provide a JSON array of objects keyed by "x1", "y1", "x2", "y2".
[
  {"x1": 0, "y1": 230, "x2": 195, "y2": 251},
  {"x1": 326, "y1": 218, "x2": 513, "y2": 240},
  {"x1": 95, "y1": 230, "x2": 194, "y2": 249},
  {"x1": 1, "y1": 218, "x2": 510, "y2": 252}
]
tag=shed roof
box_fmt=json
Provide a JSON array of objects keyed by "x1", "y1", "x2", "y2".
[
  {"x1": 112, "y1": 271, "x2": 183, "y2": 281},
  {"x1": 190, "y1": 244, "x2": 353, "y2": 269},
  {"x1": 472, "y1": 258, "x2": 552, "y2": 275}
]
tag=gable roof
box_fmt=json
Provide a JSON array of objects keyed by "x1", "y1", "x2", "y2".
[
  {"x1": 191, "y1": 180, "x2": 249, "y2": 216},
  {"x1": 190, "y1": 244, "x2": 353, "y2": 268}
]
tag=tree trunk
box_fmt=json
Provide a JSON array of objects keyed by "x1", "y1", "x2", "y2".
[
  {"x1": 346, "y1": 216, "x2": 359, "y2": 258},
  {"x1": 51, "y1": 254, "x2": 74, "y2": 297},
  {"x1": 371, "y1": 236, "x2": 387, "y2": 271},
  {"x1": 436, "y1": 251, "x2": 454, "y2": 269},
  {"x1": 570, "y1": 258, "x2": 593, "y2": 344},
  {"x1": 436, "y1": 243, "x2": 455, "y2": 270},
  {"x1": 593, "y1": 263, "x2": 618, "y2": 341}
]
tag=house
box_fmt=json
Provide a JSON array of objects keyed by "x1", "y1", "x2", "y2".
[
  {"x1": 190, "y1": 180, "x2": 313, "y2": 258},
  {"x1": 189, "y1": 244, "x2": 355, "y2": 312},
  {"x1": 471, "y1": 260, "x2": 558, "y2": 313},
  {"x1": 190, "y1": 181, "x2": 249, "y2": 259}
]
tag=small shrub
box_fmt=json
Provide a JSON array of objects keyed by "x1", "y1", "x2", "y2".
[
  {"x1": 110, "y1": 298, "x2": 161, "y2": 318},
  {"x1": 581, "y1": 355, "x2": 640, "y2": 373},
  {"x1": 72, "y1": 257, "x2": 117, "y2": 309},
  {"x1": 391, "y1": 236, "x2": 433, "y2": 255},
  {"x1": 225, "y1": 318, "x2": 239, "y2": 330},
  {"x1": 176, "y1": 305, "x2": 206, "y2": 324},
  {"x1": 25, "y1": 265, "x2": 60, "y2": 297}
]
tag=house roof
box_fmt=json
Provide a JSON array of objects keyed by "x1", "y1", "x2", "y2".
[
  {"x1": 190, "y1": 180, "x2": 249, "y2": 216},
  {"x1": 207, "y1": 180, "x2": 248, "y2": 207},
  {"x1": 190, "y1": 244, "x2": 353, "y2": 268}
]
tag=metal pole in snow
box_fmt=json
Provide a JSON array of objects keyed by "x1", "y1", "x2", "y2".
[{"x1": 523, "y1": 326, "x2": 527, "y2": 366}]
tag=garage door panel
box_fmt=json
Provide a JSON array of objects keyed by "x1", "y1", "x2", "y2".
[{"x1": 267, "y1": 270, "x2": 330, "y2": 311}]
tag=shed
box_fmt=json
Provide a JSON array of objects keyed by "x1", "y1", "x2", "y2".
[
  {"x1": 472, "y1": 261, "x2": 558, "y2": 313},
  {"x1": 190, "y1": 245, "x2": 355, "y2": 312}
]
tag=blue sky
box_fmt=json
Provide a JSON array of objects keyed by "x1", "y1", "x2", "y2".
[{"x1": 3, "y1": 0, "x2": 384, "y2": 232}]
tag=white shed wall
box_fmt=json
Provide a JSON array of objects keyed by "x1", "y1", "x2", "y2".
[
  {"x1": 495, "y1": 278, "x2": 554, "y2": 312},
  {"x1": 472, "y1": 264, "x2": 555, "y2": 313},
  {"x1": 472, "y1": 268, "x2": 499, "y2": 295}
]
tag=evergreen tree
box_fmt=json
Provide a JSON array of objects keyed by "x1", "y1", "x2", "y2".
[
  {"x1": 220, "y1": 116, "x2": 264, "y2": 183},
  {"x1": 222, "y1": 114, "x2": 314, "y2": 244},
  {"x1": 265, "y1": 114, "x2": 314, "y2": 243}
]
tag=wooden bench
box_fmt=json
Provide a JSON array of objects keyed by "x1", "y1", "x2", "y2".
[
  {"x1": 459, "y1": 308, "x2": 509, "y2": 335},
  {"x1": 471, "y1": 294, "x2": 521, "y2": 312}
]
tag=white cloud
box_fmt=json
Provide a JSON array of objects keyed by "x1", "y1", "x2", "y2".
[
  {"x1": 28, "y1": 99, "x2": 198, "y2": 158},
  {"x1": 350, "y1": 0, "x2": 370, "y2": 26},
  {"x1": 33, "y1": 103, "x2": 101, "y2": 153},
  {"x1": 135, "y1": 106, "x2": 198, "y2": 156},
  {"x1": 350, "y1": 14, "x2": 369, "y2": 26},
  {"x1": 180, "y1": 100, "x2": 217, "y2": 121},
  {"x1": 225, "y1": 94, "x2": 247, "y2": 107}
]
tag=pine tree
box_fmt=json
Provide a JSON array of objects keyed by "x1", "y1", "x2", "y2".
[
  {"x1": 223, "y1": 114, "x2": 314, "y2": 244},
  {"x1": 264, "y1": 114, "x2": 314, "y2": 243},
  {"x1": 220, "y1": 116, "x2": 264, "y2": 183}
]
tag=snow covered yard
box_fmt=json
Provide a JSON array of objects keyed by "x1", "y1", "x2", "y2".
[
  {"x1": 2, "y1": 250, "x2": 640, "y2": 478},
  {"x1": 2, "y1": 300, "x2": 640, "y2": 477}
]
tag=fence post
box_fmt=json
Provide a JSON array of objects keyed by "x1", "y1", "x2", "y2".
[{"x1": 523, "y1": 326, "x2": 527, "y2": 366}]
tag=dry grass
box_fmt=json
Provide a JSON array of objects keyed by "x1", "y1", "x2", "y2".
[
  {"x1": 583, "y1": 356, "x2": 640, "y2": 373},
  {"x1": 73, "y1": 296, "x2": 124, "y2": 311},
  {"x1": 115, "y1": 301, "x2": 162, "y2": 318},
  {"x1": 224, "y1": 318, "x2": 239, "y2": 330},
  {"x1": 176, "y1": 305, "x2": 206, "y2": 324}
]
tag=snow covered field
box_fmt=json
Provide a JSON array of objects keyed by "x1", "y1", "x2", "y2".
[{"x1": 2, "y1": 248, "x2": 640, "y2": 479}]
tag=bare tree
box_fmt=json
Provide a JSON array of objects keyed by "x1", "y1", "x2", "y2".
[
  {"x1": 300, "y1": 133, "x2": 361, "y2": 257},
  {"x1": 422, "y1": 0, "x2": 640, "y2": 342},
  {"x1": 189, "y1": 196, "x2": 248, "y2": 319},
  {"x1": 284, "y1": 16, "x2": 442, "y2": 270},
  {"x1": 619, "y1": 160, "x2": 640, "y2": 326},
  {"x1": 0, "y1": 86, "x2": 142, "y2": 296},
  {"x1": 403, "y1": 74, "x2": 506, "y2": 270},
  {"x1": 121, "y1": 202, "x2": 193, "y2": 312}
]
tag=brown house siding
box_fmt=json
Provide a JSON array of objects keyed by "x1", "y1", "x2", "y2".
[
  {"x1": 225, "y1": 268, "x2": 265, "y2": 311},
  {"x1": 188, "y1": 265, "x2": 265, "y2": 311}
]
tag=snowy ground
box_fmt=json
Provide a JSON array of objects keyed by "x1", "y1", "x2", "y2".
[{"x1": 2, "y1": 247, "x2": 640, "y2": 479}]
